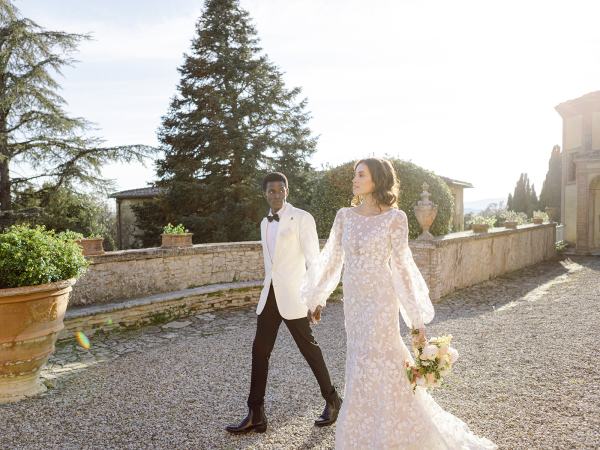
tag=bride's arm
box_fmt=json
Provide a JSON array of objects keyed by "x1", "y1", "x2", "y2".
[
  {"x1": 390, "y1": 209, "x2": 435, "y2": 330},
  {"x1": 300, "y1": 208, "x2": 346, "y2": 313}
]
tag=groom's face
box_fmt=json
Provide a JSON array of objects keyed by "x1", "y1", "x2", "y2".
[{"x1": 264, "y1": 181, "x2": 288, "y2": 213}]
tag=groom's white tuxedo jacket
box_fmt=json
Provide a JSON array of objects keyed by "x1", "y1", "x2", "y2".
[{"x1": 257, "y1": 202, "x2": 320, "y2": 320}]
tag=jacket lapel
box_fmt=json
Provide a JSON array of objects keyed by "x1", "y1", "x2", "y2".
[
  {"x1": 260, "y1": 217, "x2": 272, "y2": 263},
  {"x1": 272, "y1": 203, "x2": 293, "y2": 265}
]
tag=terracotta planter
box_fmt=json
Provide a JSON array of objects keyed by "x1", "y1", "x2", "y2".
[
  {"x1": 0, "y1": 278, "x2": 76, "y2": 403},
  {"x1": 161, "y1": 233, "x2": 193, "y2": 248},
  {"x1": 504, "y1": 221, "x2": 518, "y2": 229},
  {"x1": 472, "y1": 223, "x2": 490, "y2": 233},
  {"x1": 75, "y1": 237, "x2": 105, "y2": 256},
  {"x1": 532, "y1": 218, "x2": 544, "y2": 225}
]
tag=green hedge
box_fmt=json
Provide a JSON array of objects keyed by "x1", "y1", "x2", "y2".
[
  {"x1": 0, "y1": 224, "x2": 89, "y2": 289},
  {"x1": 309, "y1": 159, "x2": 454, "y2": 240}
]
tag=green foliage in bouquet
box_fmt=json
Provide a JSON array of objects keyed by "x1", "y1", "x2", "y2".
[
  {"x1": 162, "y1": 223, "x2": 189, "y2": 235},
  {"x1": 0, "y1": 224, "x2": 89, "y2": 289}
]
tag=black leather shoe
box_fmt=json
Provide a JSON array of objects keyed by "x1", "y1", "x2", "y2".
[
  {"x1": 314, "y1": 391, "x2": 342, "y2": 427},
  {"x1": 225, "y1": 406, "x2": 268, "y2": 434}
]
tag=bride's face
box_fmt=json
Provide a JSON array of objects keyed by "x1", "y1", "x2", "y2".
[{"x1": 352, "y1": 162, "x2": 376, "y2": 196}]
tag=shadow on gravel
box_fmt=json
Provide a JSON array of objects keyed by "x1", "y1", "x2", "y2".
[
  {"x1": 431, "y1": 258, "x2": 575, "y2": 322},
  {"x1": 571, "y1": 255, "x2": 600, "y2": 271}
]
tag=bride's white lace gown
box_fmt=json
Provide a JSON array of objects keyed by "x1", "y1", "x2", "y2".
[{"x1": 301, "y1": 207, "x2": 496, "y2": 450}]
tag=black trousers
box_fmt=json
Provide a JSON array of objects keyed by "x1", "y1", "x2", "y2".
[{"x1": 247, "y1": 284, "x2": 335, "y2": 408}]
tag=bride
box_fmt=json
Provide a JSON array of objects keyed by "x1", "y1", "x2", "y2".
[{"x1": 301, "y1": 158, "x2": 496, "y2": 450}]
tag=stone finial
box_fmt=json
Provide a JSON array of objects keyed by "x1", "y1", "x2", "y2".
[
  {"x1": 417, "y1": 182, "x2": 434, "y2": 207},
  {"x1": 414, "y1": 182, "x2": 438, "y2": 240}
]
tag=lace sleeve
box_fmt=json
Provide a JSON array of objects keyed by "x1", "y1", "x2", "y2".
[
  {"x1": 390, "y1": 209, "x2": 434, "y2": 329},
  {"x1": 300, "y1": 208, "x2": 345, "y2": 311}
]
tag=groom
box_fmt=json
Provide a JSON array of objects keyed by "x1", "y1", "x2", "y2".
[{"x1": 226, "y1": 172, "x2": 342, "y2": 434}]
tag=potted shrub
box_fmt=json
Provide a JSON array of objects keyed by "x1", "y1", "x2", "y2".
[
  {"x1": 161, "y1": 223, "x2": 193, "y2": 248},
  {"x1": 470, "y1": 215, "x2": 495, "y2": 233},
  {"x1": 0, "y1": 224, "x2": 89, "y2": 403},
  {"x1": 72, "y1": 231, "x2": 105, "y2": 256},
  {"x1": 500, "y1": 210, "x2": 526, "y2": 229},
  {"x1": 532, "y1": 210, "x2": 549, "y2": 225}
]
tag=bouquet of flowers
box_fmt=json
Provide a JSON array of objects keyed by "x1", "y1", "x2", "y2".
[{"x1": 405, "y1": 328, "x2": 459, "y2": 391}]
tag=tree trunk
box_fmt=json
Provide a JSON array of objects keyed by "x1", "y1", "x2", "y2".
[{"x1": 0, "y1": 156, "x2": 10, "y2": 211}]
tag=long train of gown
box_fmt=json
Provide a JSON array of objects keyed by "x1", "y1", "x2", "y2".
[{"x1": 301, "y1": 207, "x2": 497, "y2": 450}]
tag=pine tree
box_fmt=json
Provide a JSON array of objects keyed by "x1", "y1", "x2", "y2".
[
  {"x1": 507, "y1": 193, "x2": 513, "y2": 210},
  {"x1": 0, "y1": 1, "x2": 156, "y2": 211},
  {"x1": 153, "y1": 0, "x2": 317, "y2": 242},
  {"x1": 539, "y1": 145, "x2": 562, "y2": 215}
]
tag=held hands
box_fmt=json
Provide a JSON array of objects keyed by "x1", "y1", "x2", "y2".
[{"x1": 307, "y1": 305, "x2": 323, "y2": 325}]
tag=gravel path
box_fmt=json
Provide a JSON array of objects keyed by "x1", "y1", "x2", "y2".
[{"x1": 1, "y1": 256, "x2": 599, "y2": 449}]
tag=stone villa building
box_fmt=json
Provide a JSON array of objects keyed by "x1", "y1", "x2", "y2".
[
  {"x1": 109, "y1": 186, "x2": 165, "y2": 250},
  {"x1": 556, "y1": 91, "x2": 600, "y2": 254}
]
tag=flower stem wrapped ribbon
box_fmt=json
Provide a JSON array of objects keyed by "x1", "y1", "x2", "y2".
[{"x1": 405, "y1": 328, "x2": 459, "y2": 391}]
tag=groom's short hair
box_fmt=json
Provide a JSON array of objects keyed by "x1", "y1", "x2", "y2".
[{"x1": 262, "y1": 172, "x2": 288, "y2": 192}]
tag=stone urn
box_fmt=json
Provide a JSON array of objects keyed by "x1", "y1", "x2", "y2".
[
  {"x1": 0, "y1": 278, "x2": 76, "y2": 403},
  {"x1": 75, "y1": 237, "x2": 105, "y2": 256},
  {"x1": 503, "y1": 221, "x2": 518, "y2": 229},
  {"x1": 413, "y1": 182, "x2": 438, "y2": 240},
  {"x1": 532, "y1": 218, "x2": 544, "y2": 225},
  {"x1": 161, "y1": 233, "x2": 193, "y2": 248},
  {"x1": 472, "y1": 224, "x2": 490, "y2": 233}
]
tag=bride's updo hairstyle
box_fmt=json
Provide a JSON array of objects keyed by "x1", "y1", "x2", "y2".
[{"x1": 352, "y1": 158, "x2": 399, "y2": 208}]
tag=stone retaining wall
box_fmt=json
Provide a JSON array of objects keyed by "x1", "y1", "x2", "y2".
[
  {"x1": 70, "y1": 223, "x2": 557, "y2": 308},
  {"x1": 412, "y1": 223, "x2": 557, "y2": 300},
  {"x1": 71, "y1": 242, "x2": 264, "y2": 306}
]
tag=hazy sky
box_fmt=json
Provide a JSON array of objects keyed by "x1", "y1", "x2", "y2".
[{"x1": 14, "y1": 0, "x2": 600, "y2": 204}]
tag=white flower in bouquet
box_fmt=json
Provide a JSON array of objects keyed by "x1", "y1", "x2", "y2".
[
  {"x1": 448, "y1": 347, "x2": 459, "y2": 364},
  {"x1": 438, "y1": 353, "x2": 451, "y2": 367},
  {"x1": 437, "y1": 342, "x2": 449, "y2": 356},
  {"x1": 421, "y1": 344, "x2": 439, "y2": 360}
]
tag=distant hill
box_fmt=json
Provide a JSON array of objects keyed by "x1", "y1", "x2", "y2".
[{"x1": 464, "y1": 198, "x2": 505, "y2": 214}]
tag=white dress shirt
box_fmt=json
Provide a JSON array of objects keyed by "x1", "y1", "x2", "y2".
[{"x1": 266, "y1": 202, "x2": 287, "y2": 261}]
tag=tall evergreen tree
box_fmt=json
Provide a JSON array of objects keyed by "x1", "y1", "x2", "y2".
[
  {"x1": 539, "y1": 145, "x2": 562, "y2": 215},
  {"x1": 0, "y1": 1, "x2": 156, "y2": 211},
  {"x1": 509, "y1": 173, "x2": 536, "y2": 216},
  {"x1": 153, "y1": 0, "x2": 317, "y2": 243},
  {"x1": 529, "y1": 184, "x2": 538, "y2": 216}
]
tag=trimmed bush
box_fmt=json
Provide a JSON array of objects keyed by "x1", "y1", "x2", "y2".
[
  {"x1": 310, "y1": 159, "x2": 454, "y2": 239},
  {"x1": 0, "y1": 224, "x2": 89, "y2": 289}
]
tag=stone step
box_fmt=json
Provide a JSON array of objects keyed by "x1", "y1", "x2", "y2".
[{"x1": 60, "y1": 280, "x2": 263, "y2": 341}]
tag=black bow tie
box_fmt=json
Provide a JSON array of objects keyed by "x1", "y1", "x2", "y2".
[{"x1": 267, "y1": 213, "x2": 280, "y2": 222}]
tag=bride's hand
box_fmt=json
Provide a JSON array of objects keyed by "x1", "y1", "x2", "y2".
[{"x1": 411, "y1": 327, "x2": 427, "y2": 348}]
